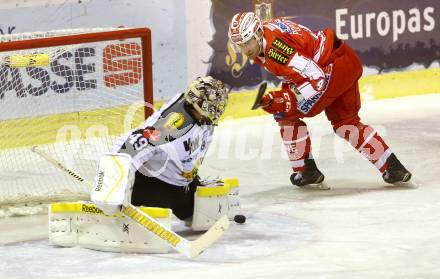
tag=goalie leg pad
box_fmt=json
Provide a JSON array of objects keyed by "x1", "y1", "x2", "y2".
[
  {"x1": 49, "y1": 201, "x2": 172, "y2": 254},
  {"x1": 191, "y1": 177, "x2": 241, "y2": 231},
  {"x1": 222, "y1": 178, "x2": 241, "y2": 219},
  {"x1": 90, "y1": 152, "x2": 135, "y2": 214}
]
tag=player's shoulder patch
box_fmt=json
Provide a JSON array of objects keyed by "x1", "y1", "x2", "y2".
[
  {"x1": 164, "y1": 112, "x2": 185, "y2": 129},
  {"x1": 271, "y1": 37, "x2": 295, "y2": 56},
  {"x1": 267, "y1": 47, "x2": 290, "y2": 65},
  {"x1": 268, "y1": 19, "x2": 292, "y2": 34}
]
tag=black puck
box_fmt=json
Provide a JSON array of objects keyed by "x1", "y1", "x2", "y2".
[{"x1": 234, "y1": 214, "x2": 246, "y2": 224}]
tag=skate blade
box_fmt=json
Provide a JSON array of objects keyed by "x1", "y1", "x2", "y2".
[
  {"x1": 391, "y1": 180, "x2": 419, "y2": 188},
  {"x1": 299, "y1": 182, "x2": 331, "y2": 190}
]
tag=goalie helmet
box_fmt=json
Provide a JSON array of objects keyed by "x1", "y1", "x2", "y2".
[
  {"x1": 184, "y1": 76, "x2": 228, "y2": 124},
  {"x1": 228, "y1": 12, "x2": 263, "y2": 46}
]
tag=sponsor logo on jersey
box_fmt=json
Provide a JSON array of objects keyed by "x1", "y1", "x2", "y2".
[
  {"x1": 183, "y1": 136, "x2": 200, "y2": 155},
  {"x1": 297, "y1": 91, "x2": 324, "y2": 114},
  {"x1": 270, "y1": 20, "x2": 304, "y2": 35},
  {"x1": 272, "y1": 21, "x2": 292, "y2": 34},
  {"x1": 181, "y1": 157, "x2": 193, "y2": 163},
  {"x1": 272, "y1": 38, "x2": 294, "y2": 56},
  {"x1": 94, "y1": 171, "x2": 104, "y2": 191},
  {"x1": 164, "y1": 112, "x2": 184, "y2": 129},
  {"x1": 200, "y1": 139, "x2": 207, "y2": 151},
  {"x1": 181, "y1": 167, "x2": 198, "y2": 181},
  {"x1": 82, "y1": 204, "x2": 104, "y2": 215},
  {"x1": 268, "y1": 48, "x2": 289, "y2": 65}
]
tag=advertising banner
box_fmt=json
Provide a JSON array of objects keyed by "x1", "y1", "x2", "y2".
[{"x1": 208, "y1": 0, "x2": 440, "y2": 89}]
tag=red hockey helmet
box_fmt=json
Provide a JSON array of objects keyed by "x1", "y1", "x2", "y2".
[{"x1": 228, "y1": 12, "x2": 263, "y2": 46}]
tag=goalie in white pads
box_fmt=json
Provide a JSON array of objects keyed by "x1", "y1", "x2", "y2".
[{"x1": 50, "y1": 76, "x2": 240, "y2": 254}]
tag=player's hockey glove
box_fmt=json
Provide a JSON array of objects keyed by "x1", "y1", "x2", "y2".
[{"x1": 261, "y1": 89, "x2": 296, "y2": 115}]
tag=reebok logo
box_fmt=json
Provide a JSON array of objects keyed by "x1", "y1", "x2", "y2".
[
  {"x1": 82, "y1": 204, "x2": 104, "y2": 215},
  {"x1": 95, "y1": 171, "x2": 104, "y2": 192}
]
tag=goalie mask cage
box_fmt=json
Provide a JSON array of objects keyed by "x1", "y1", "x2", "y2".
[{"x1": 0, "y1": 27, "x2": 153, "y2": 217}]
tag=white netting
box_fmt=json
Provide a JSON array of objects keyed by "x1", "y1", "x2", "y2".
[
  {"x1": 0, "y1": 28, "x2": 119, "y2": 43},
  {"x1": 0, "y1": 28, "x2": 123, "y2": 64},
  {"x1": 0, "y1": 28, "x2": 150, "y2": 217}
]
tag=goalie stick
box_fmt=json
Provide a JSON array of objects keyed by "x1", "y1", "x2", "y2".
[
  {"x1": 31, "y1": 146, "x2": 230, "y2": 258},
  {"x1": 251, "y1": 82, "x2": 268, "y2": 110}
]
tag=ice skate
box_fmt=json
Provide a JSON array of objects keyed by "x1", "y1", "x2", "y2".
[
  {"x1": 382, "y1": 153, "x2": 416, "y2": 187},
  {"x1": 290, "y1": 159, "x2": 330, "y2": 190}
]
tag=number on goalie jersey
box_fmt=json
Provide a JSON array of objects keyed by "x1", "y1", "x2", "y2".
[{"x1": 112, "y1": 76, "x2": 228, "y2": 220}]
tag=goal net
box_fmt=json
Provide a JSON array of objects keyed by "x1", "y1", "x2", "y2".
[{"x1": 0, "y1": 27, "x2": 153, "y2": 216}]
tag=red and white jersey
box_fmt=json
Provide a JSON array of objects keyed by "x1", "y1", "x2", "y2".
[{"x1": 255, "y1": 18, "x2": 336, "y2": 109}]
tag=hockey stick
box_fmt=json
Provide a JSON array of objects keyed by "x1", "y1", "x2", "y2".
[
  {"x1": 251, "y1": 82, "x2": 268, "y2": 110},
  {"x1": 31, "y1": 146, "x2": 230, "y2": 258},
  {"x1": 31, "y1": 146, "x2": 92, "y2": 188},
  {"x1": 122, "y1": 204, "x2": 229, "y2": 258}
]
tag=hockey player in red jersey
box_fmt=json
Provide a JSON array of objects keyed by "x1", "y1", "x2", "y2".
[{"x1": 228, "y1": 12, "x2": 412, "y2": 187}]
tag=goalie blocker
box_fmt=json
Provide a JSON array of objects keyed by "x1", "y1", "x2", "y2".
[{"x1": 49, "y1": 153, "x2": 241, "y2": 253}]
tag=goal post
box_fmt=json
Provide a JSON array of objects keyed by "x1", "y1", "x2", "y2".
[{"x1": 0, "y1": 27, "x2": 153, "y2": 216}]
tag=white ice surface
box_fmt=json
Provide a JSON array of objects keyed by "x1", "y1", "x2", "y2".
[{"x1": 1, "y1": 94, "x2": 440, "y2": 279}]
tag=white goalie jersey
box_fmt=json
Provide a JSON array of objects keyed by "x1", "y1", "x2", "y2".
[
  {"x1": 49, "y1": 77, "x2": 237, "y2": 257},
  {"x1": 112, "y1": 92, "x2": 214, "y2": 187}
]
